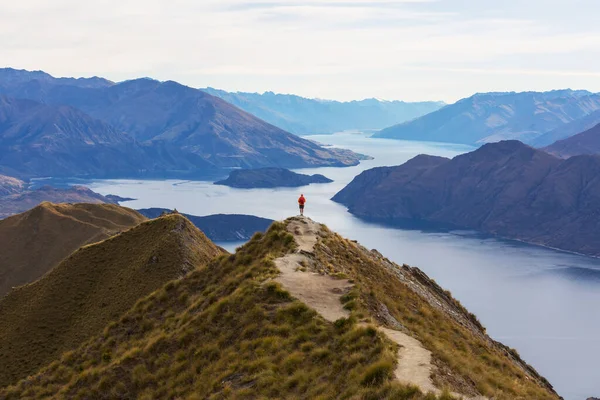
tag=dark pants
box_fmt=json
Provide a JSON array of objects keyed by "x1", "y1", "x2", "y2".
[{"x1": 299, "y1": 205, "x2": 304, "y2": 214}]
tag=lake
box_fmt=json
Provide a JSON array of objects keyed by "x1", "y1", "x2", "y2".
[{"x1": 85, "y1": 133, "x2": 599, "y2": 399}]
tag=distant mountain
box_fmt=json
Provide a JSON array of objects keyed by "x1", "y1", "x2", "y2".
[
  {"x1": 532, "y1": 109, "x2": 600, "y2": 147},
  {"x1": 214, "y1": 167, "x2": 333, "y2": 188},
  {"x1": 334, "y1": 140, "x2": 600, "y2": 256},
  {"x1": 0, "y1": 184, "x2": 121, "y2": 218},
  {"x1": 0, "y1": 67, "x2": 113, "y2": 90},
  {"x1": 202, "y1": 88, "x2": 445, "y2": 134},
  {"x1": 0, "y1": 70, "x2": 363, "y2": 171},
  {"x1": 0, "y1": 213, "x2": 223, "y2": 387},
  {"x1": 0, "y1": 203, "x2": 145, "y2": 298},
  {"x1": 0, "y1": 96, "x2": 215, "y2": 178},
  {"x1": 375, "y1": 90, "x2": 600, "y2": 146},
  {"x1": 0, "y1": 174, "x2": 24, "y2": 196},
  {"x1": 544, "y1": 123, "x2": 600, "y2": 158},
  {"x1": 137, "y1": 209, "x2": 273, "y2": 241}
]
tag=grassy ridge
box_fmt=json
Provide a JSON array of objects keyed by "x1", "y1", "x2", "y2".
[
  {"x1": 1, "y1": 222, "x2": 436, "y2": 400},
  {"x1": 0, "y1": 202, "x2": 146, "y2": 297},
  {"x1": 312, "y1": 226, "x2": 558, "y2": 399},
  {"x1": 0, "y1": 213, "x2": 222, "y2": 388}
]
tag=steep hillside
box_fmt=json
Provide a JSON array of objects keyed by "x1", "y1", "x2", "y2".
[
  {"x1": 203, "y1": 88, "x2": 445, "y2": 134},
  {"x1": 0, "y1": 71, "x2": 363, "y2": 169},
  {"x1": 334, "y1": 141, "x2": 600, "y2": 256},
  {"x1": 0, "y1": 202, "x2": 145, "y2": 298},
  {"x1": 532, "y1": 109, "x2": 600, "y2": 147},
  {"x1": 0, "y1": 185, "x2": 119, "y2": 219},
  {"x1": 214, "y1": 167, "x2": 333, "y2": 188},
  {"x1": 544, "y1": 123, "x2": 600, "y2": 158},
  {"x1": 375, "y1": 90, "x2": 600, "y2": 145},
  {"x1": 137, "y1": 208, "x2": 273, "y2": 241},
  {"x1": 0, "y1": 214, "x2": 223, "y2": 387},
  {"x1": 0, "y1": 96, "x2": 215, "y2": 179},
  {"x1": 0, "y1": 174, "x2": 24, "y2": 196},
  {"x1": 0, "y1": 218, "x2": 557, "y2": 399}
]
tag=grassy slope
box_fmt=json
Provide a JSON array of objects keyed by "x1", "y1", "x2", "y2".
[
  {"x1": 311, "y1": 226, "x2": 558, "y2": 399},
  {"x1": 0, "y1": 214, "x2": 222, "y2": 388},
  {"x1": 0, "y1": 202, "x2": 146, "y2": 297},
  {"x1": 1, "y1": 222, "x2": 438, "y2": 400}
]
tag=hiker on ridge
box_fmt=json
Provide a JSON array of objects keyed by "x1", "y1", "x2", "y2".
[{"x1": 298, "y1": 194, "x2": 306, "y2": 216}]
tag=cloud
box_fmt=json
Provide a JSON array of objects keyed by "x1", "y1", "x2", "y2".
[{"x1": 0, "y1": 0, "x2": 599, "y2": 102}]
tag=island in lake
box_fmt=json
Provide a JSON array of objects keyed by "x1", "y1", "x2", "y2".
[{"x1": 214, "y1": 167, "x2": 333, "y2": 189}]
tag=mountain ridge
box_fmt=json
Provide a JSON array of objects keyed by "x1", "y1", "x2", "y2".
[
  {"x1": 0, "y1": 213, "x2": 223, "y2": 387},
  {"x1": 0, "y1": 69, "x2": 364, "y2": 173},
  {"x1": 202, "y1": 87, "x2": 445, "y2": 134},
  {"x1": 0, "y1": 202, "x2": 146, "y2": 298},
  {"x1": 0, "y1": 217, "x2": 557, "y2": 399},
  {"x1": 374, "y1": 90, "x2": 600, "y2": 146}
]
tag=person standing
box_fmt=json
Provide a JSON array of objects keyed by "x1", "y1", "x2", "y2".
[{"x1": 298, "y1": 194, "x2": 306, "y2": 216}]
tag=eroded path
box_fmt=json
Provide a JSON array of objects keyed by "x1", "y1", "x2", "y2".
[{"x1": 274, "y1": 217, "x2": 449, "y2": 397}]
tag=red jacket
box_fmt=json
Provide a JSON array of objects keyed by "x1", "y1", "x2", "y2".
[{"x1": 298, "y1": 196, "x2": 306, "y2": 205}]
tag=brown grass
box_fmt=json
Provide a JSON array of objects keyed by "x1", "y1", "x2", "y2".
[
  {"x1": 0, "y1": 202, "x2": 146, "y2": 297},
  {"x1": 2, "y1": 222, "x2": 437, "y2": 400},
  {"x1": 312, "y1": 227, "x2": 559, "y2": 399},
  {"x1": 0, "y1": 213, "x2": 222, "y2": 388}
]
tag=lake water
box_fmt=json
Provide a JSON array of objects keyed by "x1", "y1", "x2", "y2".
[{"x1": 85, "y1": 133, "x2": 599, "y2": 399}]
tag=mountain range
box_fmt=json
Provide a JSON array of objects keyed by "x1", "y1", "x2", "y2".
[
  {"x1": 334, "y1": 140, "x2": 600, "y2": 256},
  {"x1": 0, "y1": 208, "x2": 558, "y2": 398},
  {"x1": 0, "y1": 68, "x2": 363, "y2": 178},
  {"x1": 375, "y1": 90, "x2": 600, "y2": 146},
  {"x1": 202, "y1": 88, "x2": 445, "y2": 135}
]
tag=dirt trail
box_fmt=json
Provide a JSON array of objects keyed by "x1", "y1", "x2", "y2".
[
  {"x1": 274, "y1": 217, "x2": 488, "y2": 400},
  {"x1": 273, "y1": 217, "x2": 458, "y2": 397}
]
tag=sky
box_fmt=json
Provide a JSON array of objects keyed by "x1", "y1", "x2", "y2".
[{"x1": 1, "y1": 0, "x2": 599, "y2": 102}]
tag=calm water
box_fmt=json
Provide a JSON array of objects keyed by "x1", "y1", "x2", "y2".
[{"x1": 85, "y1": 133, "x2": 599, "y2": 399}]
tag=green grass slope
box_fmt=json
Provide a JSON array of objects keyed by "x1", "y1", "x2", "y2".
[
  {"x1": 0, "y1": 218, "x2": 558, "y2": 399},
  {"x1": 0, "y1": 202, "x2": 146, "y2": 298},
  {"x1": 0, "y1": 213, "x2": 223, "y2": 388},
  {"x1": 1, "y1": 222, "x2": 436, "y2": 400}
]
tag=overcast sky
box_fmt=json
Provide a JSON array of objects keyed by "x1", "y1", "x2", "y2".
[{"x1": 1, "y1": 0, "x2": 599, "y2": 102}]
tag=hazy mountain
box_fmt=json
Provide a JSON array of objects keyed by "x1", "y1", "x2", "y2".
[
  {"x1": 0, "y1": 203, "x2": 145, "y2": 298},
  {"x1": 375, "y1": 90, "x2": 600, "y2": 145},
  {"x1": 0, "y1": 217, "x2": 557, "y2": 398},
  {"x1": 0, "y1": 184, "x2": 123, "y2": 219},
  {"x1": 214, "y1": 167, "x2": 332, "y2": 188},
  {"x1": 0, "y1": 213, "x2": 223, "y2": 387},
  {"x1": 0, "y1": 70, "x2": 363, "y2": 170},
  {"x1": 0, "y1": 96, "x2": 216, "y2": 179},
  {"x1": 0, "y1": 67, "x2": 113, "y2": 91},
  {"x1": 138, "y1": 208, "x2": 273, "y2": 241},
  {"x1": 334, "y1": 140, "x2": 600, "y2": 256},
  {"x1": 0, "y1": 174, "x2": 24, "y2": 196},
  {"x1": 532, "y1": 109, "x2": 600, "y2": 147},
  {"x1": 203, "y1": 88, "x2": 445, "y2": 134},
  {"x1": 544, "y1": 123, "x2": 600, "y2": 158}
]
